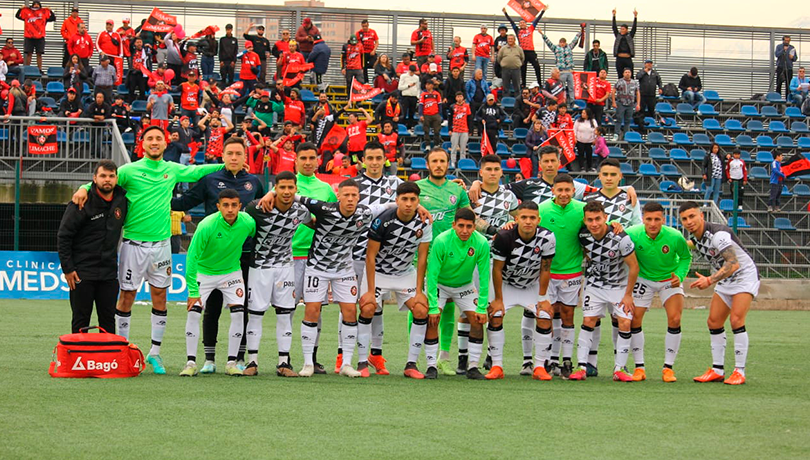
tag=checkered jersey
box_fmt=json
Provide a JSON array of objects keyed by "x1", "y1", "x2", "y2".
[
  {"x1": 491, "y1": 226, "x2": 556, "y2": 289},
  {"x1": 247, "y1": 200, "x2": 311, "y2": 269},
  {"x1": 473, "y1": 185, "x2": 519, "y2": 238},
  {"x1": 352, "y1": 174, "x2": 402, "y2": 261},
  {"x1": 584, "y1": 190, "x2": 641, "y2": 227},
  {"x1": 368, "y1": 207, "x2": 433, "y2": 276},
  {"x1": 299, "y1": 197, "x2": 375, "y2": 273},
  {"x1": 579, "y1": 228, "x2": 635, "y2": 289},
  {"x1": 710, "y1": 154, "x2": 723, "y2": 179},
  {"x1": 690, "y1": 222, "x2": 759, "y2": 287},
  {"x1": 507, "y1": 178, "x2": 587, "y2": 204}
]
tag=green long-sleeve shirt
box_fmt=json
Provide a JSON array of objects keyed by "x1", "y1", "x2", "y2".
[
  {"x1": 290, "y1": 173, "x2": 337, "y2": 258},
  {"x1": 416, "y1": 178, "x2": 470, "y2": 239},
  {"x1": 185, "y1": 211, "x2": 256, "y2": 297},
  {"x1": 426, "y1": 228, "x2": 490, "y2": 315},
  {"x1": 82, "y1": 157, "x2": 223, "y2": 242},
  {"x1": 538, "y1": 198, "x2": 586, "y2": 275},
  {"x1": 626, "y1": 224, "x2": 692, "y2": 283}
]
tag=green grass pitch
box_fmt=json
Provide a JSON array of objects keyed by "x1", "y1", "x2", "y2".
[{"x1": 1, "y1": 300, "x2": 808, "y2": 459}]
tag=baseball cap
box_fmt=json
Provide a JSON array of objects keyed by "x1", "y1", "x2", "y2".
[
  {"x1": 106, "y1": 19, "x2": 114, "y2": 25},
  {"x1": 245, "y1": 41, "x2": 253, "y2": 48},
  {"x1": 257, "y1": 25, "x2": 265, "y2": 30},
  {"x1": 528, "y1": 81, "x2": 539, "y2": 89},
  {"x1": 180, "y1": 116, "x2": 190, "y2": 122},
  {"x1": 486, "y1": 94, "x2": 495, "y2": 101},
  {"x1": 480, "y1": 24, "x2": 488, "y2": 29},
  {"x1": 260, "y1": 90, "x2": 270, "y2": 97},
  {"x1": 348, "y1": 36, "x2": 358, "y2": 44},
  {"x1": 71, "y1": 7, "x2": 79, "y2": 12},
  {"x1": 187, "y1": 70, "x2": 198, "y2": 76},
  {"x1": 123, "y1": 18, "x2": 130, "y2": 23},
  {"x1": 283, "y1": 120, "x2": 293, "y2": 126},
  {"x1": 645, "y1": 59, "x2": 653, "y2": 63},
  {"x1": 498, "y1": 24, "x2": 507, "y2": 31},
  {"x1": 67, "y1": 87, "x2": 76, "y2": 93},
  {"x1": 429, "y1": 63, "x2": 437, "y2": 71}
]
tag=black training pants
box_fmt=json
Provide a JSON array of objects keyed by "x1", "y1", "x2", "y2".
[{"x1": 69, "y1": 278, "x2": 119, "y2": 334}]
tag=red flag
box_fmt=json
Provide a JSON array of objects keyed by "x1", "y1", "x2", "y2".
[
  {"x1": 481, "y1": 123, "x2": 495, "y2": 155},
  {"x1": 282, "y1": 62, "x2": 314, "y2": 87},
  {"x1": 783, "y1": 153, "x2": 810, "y2": 177},
  {"x1": 114, "y1": 57, "x2": 124, "y2": 86},
  {"x1": 28, "y1": 126, "x2": 58, "y2": 155},
  {"x1": 573, "y1": 71, "x2": 597, "y2": 101},
  {"x1": 519, "y1": 157, "x2": 533, "y2": 178},
  {"x1": 542, "y1": 129, "x2": 576, "y2": 167},
  {"x1": 190, "y1": 25, "x2": 220, "y2": 40},
  {"x1": 143, "y1": 8, "x2": 178, "y2": 33},
  {"x1": 350, "y1": 78, "x2": 383, "y2": 102},
  {"x1": 319, "y1": 123, "x2": 347, "y2": 157},
  {"x1": 506, "y1": 0, "x2": 547, "y2": 21}
]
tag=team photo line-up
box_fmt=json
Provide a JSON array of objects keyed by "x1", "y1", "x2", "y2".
[{"x1": 60, "y1": 125, "x2": 759, "y2": 384}]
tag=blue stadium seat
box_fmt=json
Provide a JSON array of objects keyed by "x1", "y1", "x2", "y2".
[
  {"x1": 501, "y1": 97, "x2": 516, "y2": 109},
  {"x1": 724, "y1": 119, "x2": 744, "y2": 132},
  {"x1": 300, "y1": 90, "x2": 317, "y2": 103},
  {"x1": 719, "y1": 199, "x2": 734, "y2": 212},
  {"x1": 413, "y1": 125, "x2": 425, "y2": 136},
  {"x1": 441, "y1": 141, "x2": 451, "y2": 151},
  {"x1": 410, "y1": 157, "x2": 428, "y2": 170},
  {"x1": 624, "y1": 131, "x2": 644, "y2": 143},
  {"x1": 458, "y1": 158, "x2": 478, "y2": 171},
  {"x1": 592, "y1": 179, "x2": 602, "y2": 188},
  {"x1": 673, "y1": 133, "x2": 693, "y2": 145},
  {"x1": 793, "y1": 184, "x2": 810, "y2": 196},
  {"x1": 690, "y1": 149, "x2": 706, "y2": 161},
  {"x1": 728, "y1": 216, "x2": 750, "y2": 228},
  {"x1": 769, "y1": 121, "x2": 789, "y2": 133},
  {"x1": 644, "y1": 117, "x2": 659, "y2": 129},
  {"x1": 620, "y1": 163, "x2": 636, "y2": 176},
  {"x1": 797, "y1": 137, "x2": 810, "y2": 149},
  {"x1": 746, "y1": 120, "x2": 766, "y2": 132},
  {"x1": 703, "y1": 118, "x2": 722, "y2": 131},
  {"x1": 740, "y1": 105, "x2": 761, "y2": 117},
  {"x1": 122, "y1": 132, "x2": 135, "y2": 145},
  {"x1": 648, "y1": 132, "x2": 668, "y2": 145},
  {"x1": 638, "y1": 163, "x2": 659, "y2": 176},
  {"x1": 511, "y1": 143, "x2": 528, "y2": 156},
  {"x1": 131, "y1": 100, "x2": 147, "y2": 113},
  {"x1": 766, "y1": 92, "x2": 786, "y2": 103},
  {"x1": 608, "y1": 146, "x2": 626, "y2": 159},
  {"x1": 749, "y1": 166, "x2": 769, "y2": 180},
  {"x1": 676, "y1": 103, "x2": 696, "y2": 115},
  {"x1": 661, "y1": 117, "x2": 681, "y2": 129},
  {"x1": 33, "y1": 80, "x2": 44, "y2": 93},
  {"x1": 781, "y1": 184, "x2": 793, "y2": 197},
  {"x1": 704, "y1": 90, "x2": 722, "y2": 102},
  {"x1": 39, "y1": 96, "x2": 57, "y2": 109},
  {"x1": 715, "y1": 134, "x2": 735, "y2": 147},
  {"x1": 468, "y1": 142, "x2": 481, "y2": 154},
  {"x1": 739, "y1": 150, "x2": 753, "y2": 163},
  {"x1": 785, "y1": 106, "x2": 804, "y2": 119},
  {"x1": 756, "y1": 135, "x2": 776, "y2": 148},
  {"x1": 661, "y1": 164, "x2": 680, "y2": 177},
  {"x1": 660, "y1": 180, "x2": 682, "y2": 193},
  {"x1": 446, "y1": 174, "x2": 457, "y2": 181},
  {"x1": 736, "y1": 134, "x2": 755, "y2": 147},
  {"x1": 46, "y1": 81, "x2": 65, "y2": 96},
  {"x1": 573, "y1": 99, "x2": 587, "y2": 110},
  {"x1": 649, "y1": 148, "x2": 668, "y2": 160},
  {"x1": 669, "y1": 148, "x2": 690, "y2": 161},
  {"x1": 498, "y1": 129, "x2": 507, "y2": 139},
  {"x1": 693, "y1": 133, "x2": 712, "y2": 146},
  {"x1": 496, "y1": 143, "x2": 510, "y2": 155},
  {"x1": 116, "y1": 84, "x2": 129, "y2": 96},
  {"x1": 756, "y1": 151, "x2": 774, "y2": 163},
  {"x1": 791, "y1": 121, "x2": 809, "y2": 133},
  {"x1": 698, "y1": 104, "x2": 719, "y2": 116},
  {"x1": 398, "y1": 124, "x2": 410, "y2": 136},
  {"x1": 212, "y1": 72, "x2": 221, "y2": 81},
  {"x1": 440, "y1": 126, "x2": 450, "y2": 138},
  {"x1": 656, "y1": 102, "x2": 676, "y2": 116},
  {"x1": 761, "y1": 106, "x2": 781, "y2": 118},
  {"x1": 774, "y1": 217, "x2": 796, "y2": 231},
  {"x1": 23, "y1": 65, "x2": 41, "y2": 78},
  {"x1": 513, "y1": 128, "x2": 528, "y2": 139},
  {"x1": 82, "y1": 82, "x2": 91, "y2": 95},
  {"x1": 72, "y1": 131, "x2": 90, "y2": 143},
  {"x1": 47, "y1": 66, "x2": 63, "y2": 79},
  {"x1": 776, "y1": 136, "x2": 795, "y2": 148}
]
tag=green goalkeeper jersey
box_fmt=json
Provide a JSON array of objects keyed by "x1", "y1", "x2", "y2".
[
  {"x1": 417, "y1": 178, "x2": 470, "y2": 239},
  {"x1": 185, "y1": 212, "x2": 256, "y2": 297},
  {"x1": 626, "y1": 224, "x2": 692, "y2": 283},
  {"x1": 82, "y1": 157, "x2": 223, "y2": 242},
  {"x1": 426, "y1": 228, "x2": 491, "y2": 315},
  {"x1": 537, "y1": 198, "x2": 586, "y2": 275},
  {"x1": 290, "y1": 173, "x2": 337, "y2": 258}
]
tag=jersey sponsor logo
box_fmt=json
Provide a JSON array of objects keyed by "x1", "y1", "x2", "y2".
[
  {"x1": 449, "y1": 195, "x2": 457, "y2": 205},
  {"x1": 341, "y1": 275, "x2": 356, "y2": 282},
  {"x1": 236, "y1": 288, "x2": 244, "y2": 298},
  {"x1": 216, "y1": 232, "x2": 223, "y2": 238},
  {"x1": 662, "y1": 245, "x2": 670, "y2": 254},
  {"x1": 72, "y1": 356, "x2": 119, "y2": 372},
  {"x1": 90, "y1": 213, "x2": 104, "y2": 221},
  {"x1": 372, "y1": 218, "x2": 381, "y2": 230},
  {"x1": 567, "y1": 278, "x2": 582, "y2": 288},
  {"x1": 467, "y1": 247, "x2": 475, "y2": 257},
  {"x1": 157, "y1": 259, "x2": 171, "y2": 269},
  {"x1": 217, "y1": 181, "x2": 226, "y2": 189},
  {"x1": 226, "y1": 278, "x2": 242, "y2": 287},
  {"x1": 459, "y1": 288, "x2": 475, "y2": 298}
]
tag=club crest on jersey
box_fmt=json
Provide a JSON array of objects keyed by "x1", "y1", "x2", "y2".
[
  {"x1": 386, "y1": 187, "x2": 393, "y2": 195},
  {"x1": 662, "y1": 245, "x2": 670, "y2": 254},
  {"x1": 114, "y1": 207, "x2": 122, "y2": 219},
  {"x1": 245, "y1": 182, "x2": 253, "y2": 191},
  {"x1": 293, "y1": 218, "x2": 300, "y2": 225},
  {"x1": 416, "y1": 229, "x2": 423, "y2": 238},
  {"x1": 709, "y1": 249, "x2": 716, "y2": 256},
  {"x1": 450, "y1": 195, "x2": 457, "y2": 204},
  {"x1": 504, "y1": 200, "x2": 510, "y2": 209},
  {"x1": 619, "y1": 204, "x2": 626, "y2": 212},
  {"x1": 351, "y1": 286, "x2": 358, "y2": 296},
  {"x1": 533, "y1": 246, "x2": 541, "y2": 254},
  {"x1": 236, "y1": 288, "x2": 244, "y2": 298},
  {"x1": 356, "y1": 219, "x2": 365, "y2": 228},
  {"x1": 608, "y1": 250, "x2": 616, "y2": 257},
  {"x1": 216, "y1": 232, "x2": 223, "y2": 238},
  {"x1": 467, "y1": 247, "x2": 475, "y2": 257}
]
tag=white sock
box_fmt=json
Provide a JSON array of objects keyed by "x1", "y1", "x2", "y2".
[
  {"x1": 588, "y1": 321, "x2": 602, "y2": 367},
  {"x1": 275, "y1": 309, "x2": 293, "y2": 359},
  {"x1": 457, "y1": 322, "x2": 470, "y2": 356},
  {"x1": 631, "y1": 327, "x2": 645, "y2": 369},
  {"x1": 561, "y1": 325, "x2": 575, "y2": 361},
  {"x1": 425, "y1": 338, "x2": 439, "y2": 368},
  {"x1": 227, "y1": 307, "x2": 244, "y2": 361},
  {"x1": 468, "y1": 337, "x2": 483, "y2": 369},
  {"x1": 664, "y1": 327, "x2": 682, "y2": 368},
  {"x1": 409, "y1": 318, "x2": 428, "y2": 363},
  {"x1": 245, "y1": 310, "x2": 264, "y2": 365},
  {"x1": 733, "y1": 326, "x2": 748, "y2": 375},
  {"x1": 486, "y1": 325, "x2": 505, "y2": 367},
  {"x1": 341, "y1": 321, "x2": 358, "y2": 368},
  {"x1": 357, "y1": 316, "x2": 373, "y2": 364},
  {"x1": 185, "y1": 308, "x2": 202, "y2": 361},
  {"x1": 577, "y1": 326, "x2": 594, "y2": 368},
  {"x1": 371, "y1": 308, "x2": 384, "y2": 353},
  {"x1": 521, "y1": 312, "x2": 535, "y2": 362},
  {"x1": 534, "y1": 326, "x2": 553, "y2": 369},
  {"x1": 710, "y1": 328, "x2": 727, "y2": 376},
  {"x1": 550, "y1": 317, "x2": 562, "y2": 363},
  {"x1": 301, "y1": 321, "x2": 318, "y2": 366},
  {"x1": 615, "y1": 330, "x2": 632, "y2": 371},
  {"x1": 337, "y1": 312, "x2": 343, "y2": 353},
  {"x1": 149, "y1": 309, "x2": 167, "y2": 356},
  {"x1": 115, "y1": 309, "x2": 131, "y2": 340}
]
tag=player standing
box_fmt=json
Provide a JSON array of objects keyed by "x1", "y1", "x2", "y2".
[
  {"x1": 488, "y1": 201, "x2": 556, "y2": 380},
  {"x1": 71, "y1": 126, "x2": 224, "y2": 374},
  {"x1": 626, "y1": 202, "x2": 692, "y2": 382},
  {"x1": 244, "y1": 171, "x2": 312, "y2": 377},
  {"x1": 360, "y1": 181, "x2": 432, "y2": 378},
  {"x1": 181, "y1": 189, "x2": 256, "y2": 377},
  {"x1": 570, "y1": 200, "x2": 639, "y2": 382},
  {"x1": 679, "y1": 201, "x2": 759, "y2": 385},
  {"x1": 426, "y1": 209, "x2": 491, "y2": 379}
]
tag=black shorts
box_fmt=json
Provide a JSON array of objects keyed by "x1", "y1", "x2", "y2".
[{"x1": 24, "y1": 37, "x2": 45, "y2": 54}]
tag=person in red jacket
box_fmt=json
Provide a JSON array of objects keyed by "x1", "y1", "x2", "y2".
[
  {"x1": 446, "y1": 36, "x2": 469, "y2": 78},
  {"x1": 240, "y1": 41, "x2": 261, "y2": 95},
  {"x1": 356, "y1": 20, "x2": 378, "y2": 83},
  {"x1": 472, "y1": 25, "x2": 494, "y2": 80},
  {"x1": 60, "y1": 7, "x2": 83, "y2": 66},
  {"x1": 67, "y1": 23, "x2": 93, "y2": 68},
  {"x1": 344, "y1": 104, "x2": 372, "y2": 163},
  {"x1": 15, "y1": 1, "x2": 56, "y2": 71},
  {"x1": 342, "y1": 36, "x2": 365, "y2": 87},
  {"x1": 279, "y1": 41, "x2": 306, "y2": 88},
  {"x1": 117, "y1": 18, "x2": 135, "y2": 68},
  {"x1": 268, "y1": 135, "x2": 297, "y2": 174},
  {"x1": 179, "y1": 70, "x2": 202, "y2": 123},
  {"x1": 147, "y1": 63, "x2": 175, "y2": 89},
  {"x1": 283, "y1": 88, "x2": 306, "y2": 128},
  {"x1": 377, "y1": 120, "x2": 403, "y2": 175},
  {"x1": 97, "y1": 20, "x2": 122, "y2": 84},
  {"x1": 410, "y1": 19, "x2": 433, "y2": 67},
  {"x1": 418, "y1": 79, "x2": 442, "y2": 150}
]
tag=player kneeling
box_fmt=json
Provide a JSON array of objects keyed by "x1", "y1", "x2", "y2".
[
  {"x1": 181, "y1": 189, "x2": 256, "y2": 377},
  {"x1": 360, "y1": 182, "x2": 433, "y2": 379},
  {"x1": 488, "y1": 201, "x2": 556, "y2": 380},
  {"x1": 570, "y1": 201, "x2": 639, "y2": 382}
]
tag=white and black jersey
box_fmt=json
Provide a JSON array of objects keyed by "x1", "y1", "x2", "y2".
[
  {"x1": 473, "y1": 185, "x2": 519, "y2": 238},
  {"x1": 507, "y1": 178, "x2": 587, "y2": 204},
  {"x1": 247, "y1": 200, "x2": 312, "y2": 269},
  {"x1": 299, "y1": 197, "x2": 375, "y2": 274},
  {"x1": 579, "y1": 227, "x2": 635, "y2": 290},
  {"x1": 690, "y1": 222, "x2": 759, "y2": 287},
  {"x1": 352, "y1": 174, "x2": 402, "y2": 261},
  {"x1": 584, "y1": 190, "x2": 641, "y2": 227},
  {"x1": 368, "y1": 207, "x2": 433, "y2": 276},
  {"x1": 491, "y1": 226, "x2": 556, "y2": 289}
]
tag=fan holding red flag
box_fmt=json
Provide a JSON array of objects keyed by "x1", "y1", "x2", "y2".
[
  {"x1": 191, "y1": 25, "x2": 219, "y2": 40},
  {"x1": 349, "y1": 77, "x2": 383, "y2": 102},
  {"x1": 782, "y1": 153, "x2": 810, "y2": 178}
]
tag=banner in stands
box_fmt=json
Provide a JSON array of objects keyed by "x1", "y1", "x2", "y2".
[
  {"x1": 543, "y1": 128, "x2": 576, "y2": 167},
  {"x1": 349, "y1": 78, "x2": 383, "y2": 102},
  {"x1": 27, "y1": 126, "x2": 58, "y2": 155},
  {"x1": 507, "y1": 0, "x2": 547, "y2": 21},
  {"x1": 0, "y1": 251, "x2": 189, "y2": 301},
  {"x1": 573, "y1": 71, "x2": 597, "y2": 101},
  {"x1": 143, "y1": 8, "x2": 177, "y2": 33},
  {"x1": 782, "y1": 153, "x2": 810, "y2": 177}
]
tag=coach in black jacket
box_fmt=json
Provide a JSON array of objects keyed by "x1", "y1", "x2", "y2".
[
  {"x1": 219, "y1": 24, "x2": 240, "y2": 86},
  {"x1": 57, "y1": 160, "x2": 128, "y2": 334}
]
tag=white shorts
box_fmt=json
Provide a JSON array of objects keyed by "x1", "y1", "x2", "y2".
[
  {"x1": 247, "y1": 266, "x2": 296, "y2": 311},
  {"x1": 488, "y1": 281, "x2": 539, "y2": 317},
  {"x1": 303, "y1": 268, "x2": 357, "y2": 304},
  {"x1": 436, "y1": 283, "x2": 479, "y2": 315},
  {"x1": 548, "y1": 275, "x2": 582, "y2": 307},
  {"x1": 366, "y1": 271, "x2": 419, "y2": 311},
  {"x1": 715, "y1": 279, "x2": 760, "y2": 309},
  {"x1": 632, "y1": 277, "x2": 684, "y2": 308},
  {"x1": 197, "y1": 272, "x2": 245, "y2": 308},
  {"x1": 119, "y1": 238, "x2": 172, "y2": 291},
  {"x1": 582, "y1": 287, "x2": 632, "y2": 320}
]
